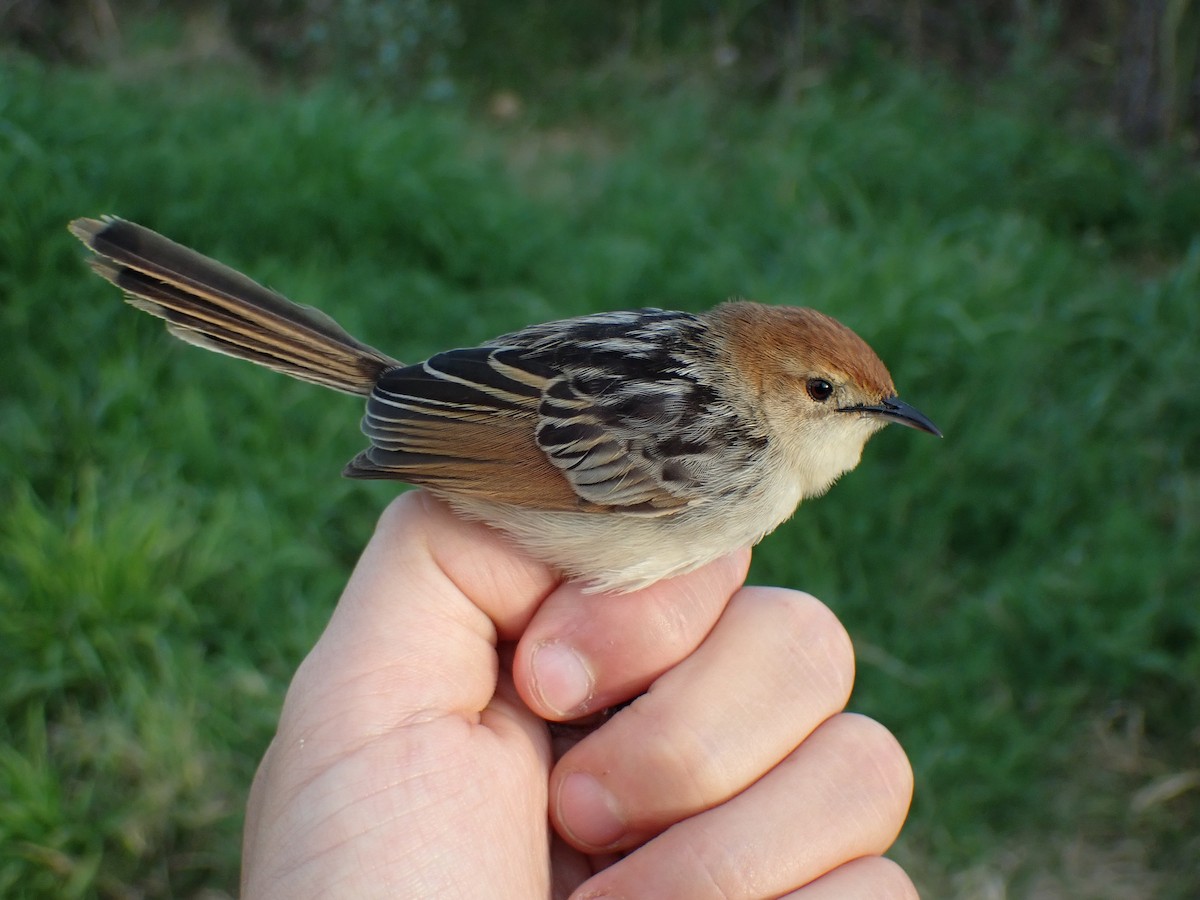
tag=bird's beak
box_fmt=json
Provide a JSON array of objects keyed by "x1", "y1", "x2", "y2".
[{"x1": 842, "y1": 396, "x2": 942, "y2": 437}]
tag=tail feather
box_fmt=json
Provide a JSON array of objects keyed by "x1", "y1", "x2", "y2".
[{"x1": 70, "y1": 217, "x2": 400, "y2": 395}]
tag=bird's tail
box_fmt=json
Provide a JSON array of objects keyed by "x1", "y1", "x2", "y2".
[{"x1": 69, "y1": 217, "x2": 400, "y2": 395}]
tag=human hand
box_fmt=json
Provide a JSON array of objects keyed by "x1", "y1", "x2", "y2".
[{"x1": 241, "y1": 492, "x2": 916, "y2": 898}]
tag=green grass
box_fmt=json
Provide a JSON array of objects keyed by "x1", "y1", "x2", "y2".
[{"x1": 1, "y1": 46, "x2": 1198, "y2": 897}]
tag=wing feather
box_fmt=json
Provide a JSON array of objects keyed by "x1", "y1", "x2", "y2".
[
  {"x1": 345, "y1": 311, "x2": 754, "y2": 515},
  {"x1": 346, "y1": 348, "x2": 584, "y2": 508}
]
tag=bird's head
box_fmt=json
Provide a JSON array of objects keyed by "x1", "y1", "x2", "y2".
[{"x1": 712, "y1": 301, "x2": 940, "y2": 499}]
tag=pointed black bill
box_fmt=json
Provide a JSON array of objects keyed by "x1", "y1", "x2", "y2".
[{"x1": 842, "y1": 396, "x2": 942, "y2": 437}]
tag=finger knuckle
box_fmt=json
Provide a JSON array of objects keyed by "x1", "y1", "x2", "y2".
[
  {"x1": 833, "y1": 714, "x2": 915, "y2": 832},
  {"x1": 863, "y1": 856, "x2": 921, "y2": 900},
  {"x1": 750, "y1": 589, "x2": 856, "y2": 702},
  {"x1": 374, "y1": 491, "x2": 422, "y2": 539}
]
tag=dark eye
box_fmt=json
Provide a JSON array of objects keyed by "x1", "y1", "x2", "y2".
[{"x1": 806, "y1": 378, "x2": 834, "y2": 402}]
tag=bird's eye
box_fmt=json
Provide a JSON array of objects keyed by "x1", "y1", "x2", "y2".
[{"x1": 806, "y1": 378, "x2": 834, "y2": 402}]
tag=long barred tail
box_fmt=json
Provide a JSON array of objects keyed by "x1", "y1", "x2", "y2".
[{"x1": 69, "y1": 217, "x2": 400, "y2": 395}]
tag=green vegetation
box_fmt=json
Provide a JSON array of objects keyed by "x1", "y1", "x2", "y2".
[{"x1": 1, "y1": 18, "x2": 1198, "y2": 898}]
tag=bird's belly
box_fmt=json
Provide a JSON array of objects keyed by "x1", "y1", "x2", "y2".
[{"x1": 442, "y1": 469, "x2": 805, "y2": 593}]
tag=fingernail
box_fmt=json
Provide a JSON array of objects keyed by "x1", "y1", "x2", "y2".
[
  {"x1": 530, "y1": 641, "x2": 593, "y2": 716},
  {"x1": 557, "y1": 772, "x2": 625, "y2": 849}
]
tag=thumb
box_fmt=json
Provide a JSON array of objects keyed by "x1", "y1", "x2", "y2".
[
  {"x1": 277, "y1": 490, "x2": 562, "y2": 745},
  {"x1": 241, "y1": 492, "x2": 562, "y2": 893}
]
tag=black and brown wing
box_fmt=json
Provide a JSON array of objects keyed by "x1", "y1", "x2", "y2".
[
  {"x1": 346, "y1": 347, "x2": 585, "y2": 508},
  {"x1": 346, "y1": 312, "x2": 735, "y2": 514}
]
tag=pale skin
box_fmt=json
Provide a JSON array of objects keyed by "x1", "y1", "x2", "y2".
[{"x1": 242, "y1": 493, "x2": 918, "y2": 898}]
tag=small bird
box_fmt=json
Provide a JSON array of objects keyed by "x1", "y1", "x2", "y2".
[{"x1": 70, "y1": 216, "x2": 940, "y2": 592}]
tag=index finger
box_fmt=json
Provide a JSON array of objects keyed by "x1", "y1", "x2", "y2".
[{"x1": 512, "y1": 549, "x2": 751, "y2": 719}]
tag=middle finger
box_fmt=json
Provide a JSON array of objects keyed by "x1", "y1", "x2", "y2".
[{"x1": 550, "y1": 587, "x2": 855, "y2": 851}]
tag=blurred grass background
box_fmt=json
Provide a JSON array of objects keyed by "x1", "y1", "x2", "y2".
[{"x1": 1, "y1": 1, "x2": 1198, "y2": 896}]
